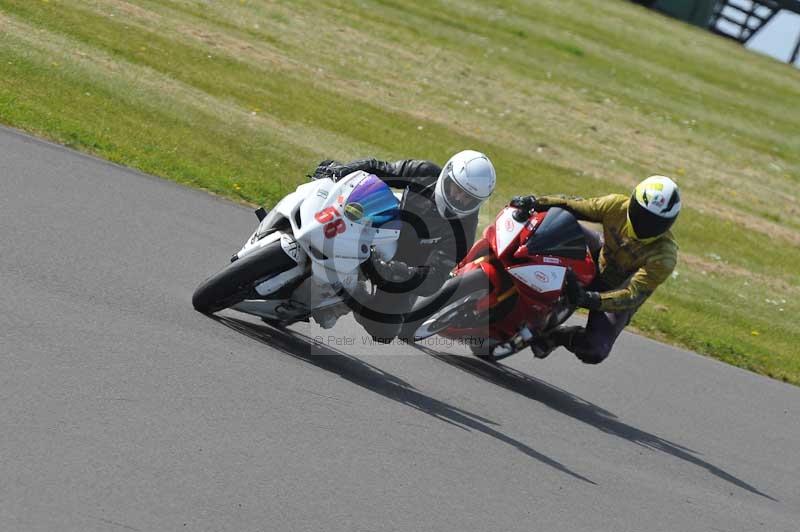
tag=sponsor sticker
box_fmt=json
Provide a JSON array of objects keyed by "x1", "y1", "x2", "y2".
[
  {"x1": 508, "y1": 265, "x2": 566, "y2": 293},
  {"x1": 280, "y1": 234, "x2": 299, "y2": 261}
]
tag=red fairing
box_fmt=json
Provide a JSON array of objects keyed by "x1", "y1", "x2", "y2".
[
  {"x1": 498, "y1": 208, "x2": 527, "y2": 259},
  {"x1": 460, "y1": 235, "x2": 493, "y2": 267},
  {"x1": 472, "y1": 260, "x2": 506, "y2": 312},
  {"x1": 517, "y1": 211, "x2": 546, "y2": 246},
  {"x1": 512, "y1": 248, "x2": 595, "y2": 287},
  {"x1": 483, "y1": 222, "x2": 497, "y2": 260},
  {"x1": 570, "y1": 251, "x2": 595, "y2": 287},
  {"x1": 511, "y1": 211, "x2": 595, "y2": 287},
  {"x1": 466, "y1": 207, "x2": 522, "y2": 266},
  {"x1": 437, "y1": 205, "x2": 598, "y2": 346}
]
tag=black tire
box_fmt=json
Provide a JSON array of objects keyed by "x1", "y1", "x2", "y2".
[
  {"x1": 192, "y1": 240, "x2": 297, "y2": 314},
  {"x1": 406, "y1": 269, "x2": 492, "y2": 341}
]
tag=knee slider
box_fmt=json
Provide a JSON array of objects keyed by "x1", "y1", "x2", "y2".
[{"x1": 577, "y1": 344, "x2": 611, "y2": 365}]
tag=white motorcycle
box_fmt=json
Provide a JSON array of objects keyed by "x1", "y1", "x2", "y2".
[{"x1": 192, "y1": 171, "x2": 402, "y2": 328}]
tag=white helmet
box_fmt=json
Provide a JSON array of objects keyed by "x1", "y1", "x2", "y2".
[
  {"x1": 628, "y1": 175, "x2": 681, "y2": 239},
  {"x1": 435, "y1": 150, "x2": 496, "y2": 219}
]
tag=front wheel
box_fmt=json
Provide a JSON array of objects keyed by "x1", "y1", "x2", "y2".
[
  {"x1": 408, "y1": 269, "x2": 492, "y2": 341},
  {"x1": 192, "y1": 240, "x2": 297, "y2": 314}
]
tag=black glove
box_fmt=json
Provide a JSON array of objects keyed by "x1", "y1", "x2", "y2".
[
  {"x1": 510, "y1": 195, "x2": 546, "y2": 221},
  {"x1": 509, "y1": 195, "x2": 537, "y2": 212},
  {"x1": 309, "y1": 159, "x2": 338, "y2": 180},
  {"x1": 564, "y1": 269, "x2": 601, "y2": 310},
  {"x1": 509, "y1": 196, "x2": 531, "y2": 222},
  {"x1": 369, "y1": 255, "x2": 429, "y2": 284},
  {"x1": 326, "y1": 160, "x2": 368, "y2": 180},
  {"x1": 315, "y1": 158, "x2": 387, "y2": 181}
]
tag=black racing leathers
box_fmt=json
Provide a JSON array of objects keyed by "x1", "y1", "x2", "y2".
[{"x1": 327, "y1": 158, "x2": 479, "y2": 340}]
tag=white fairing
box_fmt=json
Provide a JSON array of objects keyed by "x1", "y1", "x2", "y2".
[
  {"x1": 229, "y1": 171, "x2": 402, "y2": 326},
  {"x1": 495, "y1": 207, "x2": 526, "y2": 256},
  {"x1": 508, "y1": 265, "x2": 567, "y2": 293},
  {"x1": 296, "y1": 173, "x2": 400, "y2": 274}
]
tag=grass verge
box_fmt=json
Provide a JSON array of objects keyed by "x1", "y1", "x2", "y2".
[{"x1": 0, "y1": 0, "x2": 798, "y2": 383}]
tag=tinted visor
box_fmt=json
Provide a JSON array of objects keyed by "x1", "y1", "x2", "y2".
[
  {"x1": 442, "y1": 169, "x2": 482, "y2": 213},
  {"x1": 628, "y1": 194, "x2": 676, "y2": 239}
]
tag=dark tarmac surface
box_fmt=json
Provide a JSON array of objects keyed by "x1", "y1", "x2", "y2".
[{"x1": 1, "y1": 126, "x2": 798, "y2": 531}]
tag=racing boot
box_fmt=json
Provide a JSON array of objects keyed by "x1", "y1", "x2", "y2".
[{"x1": 530, "y1": 325, "x2": 584, "y2": 359}]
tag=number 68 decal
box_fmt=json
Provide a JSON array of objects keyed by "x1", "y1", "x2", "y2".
[{"x1": 314, "y1": 206, "x2": 347, "y2": 238}]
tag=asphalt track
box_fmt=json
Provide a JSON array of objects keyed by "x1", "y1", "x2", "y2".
[{"x1": 1, "y1": 125, "x2": 798, "y2": 532}]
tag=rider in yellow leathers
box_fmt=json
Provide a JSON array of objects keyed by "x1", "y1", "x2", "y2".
[{"x1": 510, "y1": 175, "x2": 681, "y2": 363}]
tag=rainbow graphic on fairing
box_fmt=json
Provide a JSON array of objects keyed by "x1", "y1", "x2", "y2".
[{"x1": 345, "y1": 174, "x2": 400, "y2": 227}]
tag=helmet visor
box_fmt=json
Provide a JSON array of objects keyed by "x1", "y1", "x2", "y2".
[
  {"x1": 628, "y1": 194, "x2": 676, "y2": 239},
  {"x1": 441, "y1": 165, "x2": 483, "y2": 214}
]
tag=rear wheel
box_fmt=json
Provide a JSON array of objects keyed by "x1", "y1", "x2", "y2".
[
  {"x1": 409, "y1": 269, "x2": 492, "y2": 341},
  {"x1": 192, "y1": 240, "x2": 297, "y2": 314}
]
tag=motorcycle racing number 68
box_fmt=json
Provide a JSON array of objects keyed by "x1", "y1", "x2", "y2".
[{"x1": 314, "y1": 206, "x2": 347, "y2": 238}]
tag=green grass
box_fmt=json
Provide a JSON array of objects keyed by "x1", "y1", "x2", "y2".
[{"x1": 0, "y1": 0, "x2": 798, "y2": 383}]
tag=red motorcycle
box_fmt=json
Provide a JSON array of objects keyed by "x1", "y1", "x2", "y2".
[{"x1": 408, "y1": 205, "x2": 596, "y2": 361}]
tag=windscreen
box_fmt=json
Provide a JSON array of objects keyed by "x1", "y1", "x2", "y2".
[
  {"x1": 344, "y1": 174, "x2": 400, "y2": 227},
  {"x1": 526, "y1": 207, "x2": 588, "y2": 260}
]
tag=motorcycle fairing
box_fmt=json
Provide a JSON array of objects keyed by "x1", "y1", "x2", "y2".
[
  {"x1": 431, "y1": 206, "x2": 597, "y2": 347},
  {"x1": 240, "y1": 172, "x2": 401, "y2": 277},
  {"x1": 296, "y1": 172, "x2": 401, "y2": 275},
  {"x1": 514, "y1": 208, "x2": 595, "y2": 287},
  {"x1": 227, "y1": 173, "x2": 403, "y2": 326},
  {"x1": 522, "y1": 207, "x2": 587, "y2": 260},
  {"x1": 490, "y1": 207, "x2": 527, "y2": 258},
  {"x1": 508, "y1": 264, "x2": 567, "y2": 293}
]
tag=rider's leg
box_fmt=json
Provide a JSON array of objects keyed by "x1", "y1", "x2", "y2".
[
  {"x1": 530, "y1": 325, "x2": 582, "y2": 359},
  {"x1": 354, "y1": 290, "x2": 418, "y2": 344},
  {"x1": 530, "y1": 307, "x2": 634, "y2": 362},
  {"x1": 562, "y1": 308, "x2": 634, "y2": 364},
  {"x1": 578, "y1": 222, "x2": 604, "y2": 262},
  {"x1": 531, "y1": 226, "x2": 615, "y2": 360}
]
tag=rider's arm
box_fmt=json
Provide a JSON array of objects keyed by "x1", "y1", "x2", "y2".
[
  {"x1": 534, "y1": 194, "x2": 624, "y2": 223},
  {"x1": 595, "y1": 253, "x2": 677, "y2": 312},
  {"x1": 413, "y1": 212, "x2": 478, "y2": 296},
  {"x1": 364, "y1": 252, "x2": 443, "y2": 298},
  {"x1": 367, "y1": 249, "x2": 458, "y2": 297},
  {"x1": 416, "y1": 250, "x2": 458, "y2": 296},
  {"x1": 456, "y1": 212, "x2": 479, "y2": 261},
  {"x1": 331, "y1": 159, "x2": 442, "y2": 188}
]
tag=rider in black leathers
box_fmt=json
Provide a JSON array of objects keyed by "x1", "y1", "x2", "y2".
[{"x1": 312, "y1": 152, "x2": 496, "y2": 342}]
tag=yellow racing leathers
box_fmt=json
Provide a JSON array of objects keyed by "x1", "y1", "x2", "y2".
[
  {"x1": 528, "y1": 193, "x2": 679, "y2": 364},
  {"x1": 535, "y1": 193, "x2": 678, "y2": 312}
]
